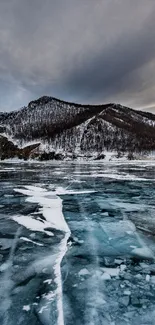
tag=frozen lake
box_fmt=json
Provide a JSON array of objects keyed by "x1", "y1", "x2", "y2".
[{"x1": 0, "y1": 160, "x2": 155, "y2": 325}]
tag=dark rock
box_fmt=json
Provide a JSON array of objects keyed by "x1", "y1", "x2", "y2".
[
  {"x1": 39, "y1": 151, "x2": 64, "y2": 161},
  {"x1": 39, "y1": 151, "x2": 55, "y2": 161},
  {"x1": 21, "y1": 143, "x2": 40, "y2": 159},
  {"x1": 0, "y1": 135, "x2": 40, "y2": 160},
  {"x1": 128, "y1": 152, "x2": 135, "y2": 160},
  {"x1": 94, "y1": 153, "x2": 105, "y2": 160},
  {"x1": 54, "y1": 153, "x2": 64, "y2": 160},
  {"x1": 0, "y1": 135, "x2": 19, "y2": 159},
  {"x1": 0, "y1": 126, "x2": 6, "y2": 133}
]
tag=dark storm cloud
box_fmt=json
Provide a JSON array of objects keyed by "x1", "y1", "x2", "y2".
[
  {"x1": 0, "y1": 0, "x2": 155, "y2": 111},
  {"x1": 63, "y1": 11, "x2": 155, "y2": 101}
]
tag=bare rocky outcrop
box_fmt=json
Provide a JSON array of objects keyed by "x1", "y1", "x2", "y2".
[{"x1": 0, "y1": 135, "x2": 40, "y2": 160}]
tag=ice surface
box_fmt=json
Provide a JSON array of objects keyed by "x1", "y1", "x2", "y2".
[
  {"x1": 124, "y1": 290, "x2": 131, "y2": 296},
  {"x1": 12, "y1": 185, "x2": 71, "y2": 325},
  {"x1": 101, "y1": 273, "x2": 111, "y2": 280},
  {"x1": 55, "y1": 186, "x2": 96, "y2": 195},
  {"x1": 13, "y1": 186, "x2": 70, "y2": 232},
  {"x1": 101, "y1": 267, "x2": 120, "y2": 277},
  {"x1": 78, "y1": 268, "x2": 90, "y2": 276},
  {"x1": 1, "y1": 161, "x2": 155, "y2": 325},
  {"x1": 53, "y1": 233, "x2": 70, "y2": 325},
  {"x1": 75, "y1": 172, "x2": 154, "y2": 182},
  {"x1": 131, "y1": 247, "x2": 154, "y2": 259}
]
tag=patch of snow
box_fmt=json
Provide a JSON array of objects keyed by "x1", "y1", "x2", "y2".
[
  {"x1": 20, "y1": 236, "x2": 44, "y2": 246},
  {"x1": 38, "y1": 306, "x2": 48, "y2": 314},
  {"x1": 13, "y1": 215, "x2": 54, "y2": 235},
  {"x1": 42, "y1": 291, "x2": 55, "y2": 301},
  {"x1": 23, "y1": 305, "x2": 31, "y2": 312},
  {"x1": 146, "y1": 275, "x2": 150, "y2": 282},
  {"x1": 13, "y1": 186, "x2": 69, "y2": 233},
  {"x1": 43, "y1": 279, "x2": 53, "y2": 285}
]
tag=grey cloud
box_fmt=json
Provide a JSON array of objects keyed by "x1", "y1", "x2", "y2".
[
  {"x1": 62, "y1": 7, "x2": 155, "y2": 104},
  {"x1": 0, "y1": 0, "x2": 155, "y2": 111}
]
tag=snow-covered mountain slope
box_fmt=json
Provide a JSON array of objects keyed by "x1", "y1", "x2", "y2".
[{"x1": 1, "y1": 96, "x2": 155, "y2": 158}]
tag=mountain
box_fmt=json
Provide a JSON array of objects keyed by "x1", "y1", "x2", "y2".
[{"x1": 0, "y1": 96, "x2": 155, "y2": 160}]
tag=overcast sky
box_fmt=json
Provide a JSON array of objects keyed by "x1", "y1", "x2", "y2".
[{"x1": 0, "y1": 0, "x2": 155, "y2": 112}]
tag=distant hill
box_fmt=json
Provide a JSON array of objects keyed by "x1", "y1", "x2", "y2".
[{"x1": 0, "y1": 96, "x2": 155, "y2": 160}]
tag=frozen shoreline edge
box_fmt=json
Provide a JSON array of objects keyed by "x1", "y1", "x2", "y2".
[{"x1": 1, "y1": 157, "x2": 155, "y2": 165}]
